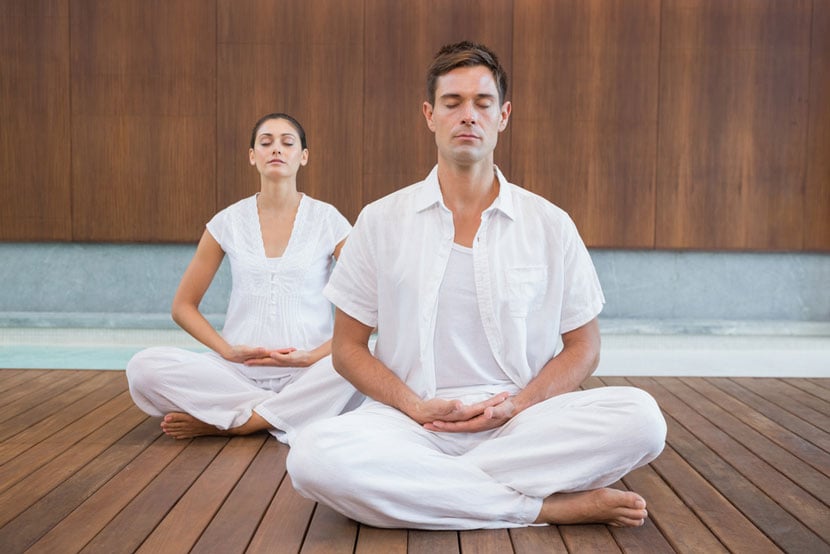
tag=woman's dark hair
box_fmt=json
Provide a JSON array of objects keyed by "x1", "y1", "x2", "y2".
[
  {"x1": 426, "y1": 41, "x2": 508, "y2": 106},
  {"x1": 249, "y1": 113, "x2": 308, "y2": 150}
]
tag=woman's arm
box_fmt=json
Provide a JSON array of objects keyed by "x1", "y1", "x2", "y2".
[{"x1": 171, "y1": 230, "x2": 267, "y2": 362}]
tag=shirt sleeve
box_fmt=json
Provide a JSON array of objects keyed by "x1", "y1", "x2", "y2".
[
  {"x1": 559, "y1": 217, "x2": 605, "y2": 333},
  {"x1": 205, "y1": 207, "x2": 229, "y2": 251},
  {"x1": 328, "y1": 205, "x2": 352, "y2": 246},
  {"x1": 323, "y1": 206, "x2": 378, "y2": 328}
]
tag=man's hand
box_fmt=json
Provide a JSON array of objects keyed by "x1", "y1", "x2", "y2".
[
  {"x1": 417, "y1": 392, "x2": 516, "y2": 433},
  {"x1": 243, "y1": 347, "x2": 317, "y2": 367}
]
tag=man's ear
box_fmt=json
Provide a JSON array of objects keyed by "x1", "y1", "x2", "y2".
[
  {"x1": 423, "y1": 101, "x2": 436, "y2": 132},
  {"x1": 499, "y1": 101, "x2": 512, "y2": 132}
]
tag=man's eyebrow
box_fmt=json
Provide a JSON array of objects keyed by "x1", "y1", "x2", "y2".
[{"x1": 438, "y1": 93, "x2": 497, "y2": 100}]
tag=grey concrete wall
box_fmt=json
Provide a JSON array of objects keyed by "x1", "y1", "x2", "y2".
[{"x1": 1, "y1": 243, "x2": 828, "y2": 329}]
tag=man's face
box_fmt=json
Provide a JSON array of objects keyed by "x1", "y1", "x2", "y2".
[{"x1": 423, "y1": 65, "x2": 511, "y2": 166}]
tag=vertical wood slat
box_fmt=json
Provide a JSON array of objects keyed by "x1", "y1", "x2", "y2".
[
  {"x1": 804, "y1": 0, "x2": 830, "y2": 250},
  {"x1": 655, "y1": 0, "x2": 813, "y2": 250},
  {"x1": 70, "y1": 0, "x2": 217, "y2": 242},
  {"x1": 362, "y1": 0, "x2": 513, "y2": 208},
  {"x1": 0, "y1": 0, "x2": 71, "y2": 240},
  {"x1": 512, "y1": 0, "x2": 661, "y2": 248},
  {"x1": 1, "y1": 1, "x2": 828, "y2": 250},
  {"x1": 216, "y1": 0, "x2": 364, "y2": 223}
]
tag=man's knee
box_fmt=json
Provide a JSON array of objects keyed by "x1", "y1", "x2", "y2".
[
  {"x1": 621, "y1": 387, "x2": 667, "y2": 460},
  {"x1": 287, "y1": 419, "x2": 346, "y2": 496}
]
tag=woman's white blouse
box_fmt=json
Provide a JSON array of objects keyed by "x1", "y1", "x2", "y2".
[{"x1": 206, "y1": 194, "x2": 350, "y2": 354}]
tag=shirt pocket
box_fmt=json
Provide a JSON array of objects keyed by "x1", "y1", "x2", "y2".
[{"x1": 506, "y1": 265, "x2": 548, "y2": 317}]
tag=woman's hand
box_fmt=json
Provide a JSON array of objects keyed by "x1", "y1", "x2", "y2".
[
  {"x1": 243, "y1": 347, "x2": 318, "y2": 368},
  {"x1": 221, "y1": 345, "x2": 272, "y2": 364}
]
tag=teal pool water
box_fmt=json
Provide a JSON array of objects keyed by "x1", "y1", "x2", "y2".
[{"x1": 0, "y1": 346, "x2": 144, "y2": 369}]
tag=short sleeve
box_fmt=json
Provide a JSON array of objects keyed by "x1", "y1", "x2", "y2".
[
  {"x1": 205, "y1": 208, "x2": 230, "y2": 251},
  {"x1": 559, "y1": 217, "x2": 605, "y2": 333},
  {"x1": 323, "y1": 206, "x2": 378, "y2": 328},
  {"x1": 327, "y1": 205, "x2": 352, "y2": 246}
]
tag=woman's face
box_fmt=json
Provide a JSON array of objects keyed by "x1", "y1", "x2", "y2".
[{"x1": 249, "y1": 118, "x2": 308, "y2": 179}]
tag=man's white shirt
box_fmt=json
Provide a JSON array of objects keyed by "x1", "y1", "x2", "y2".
[{"x1": 323, "y1": 165, "x2": 605, "y2": 398}]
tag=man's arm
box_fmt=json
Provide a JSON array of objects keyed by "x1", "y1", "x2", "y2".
[
  {"x1": 333, "y1": 308, "x2": 508, "y2": 425},
  {"x1": 512, "y1": 317, "x2": 601, "y2": 412},
  {"x1": 426, "y1": 317, "x2": 601, "y2": 432}
]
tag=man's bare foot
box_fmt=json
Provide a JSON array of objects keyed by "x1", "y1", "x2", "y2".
[
  {"x1": 161, "y1": 413, "x2": 228, "y2": 439},
  {"x1": 534, "y1": 488, "x2": 648, "y2": 527}
]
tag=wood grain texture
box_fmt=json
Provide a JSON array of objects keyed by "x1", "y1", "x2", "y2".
[
  {"x1": 217, "y1": 0, "x2": 364, "y2": 222},
  {"x1": 0, "y1": 0, "x2": 71, "y2": 240},
  {"x1": 3, "y1": 371, "x2": 828, "y2": 553},
  {"x1": 70, "y1": 0, "x2": 217, "y2": 242},
  {"x1": 805, "y1": 0, "x2": 830, "y2": 251},
  {"x1": 656, "y1": 0, "x2": 813, "y2": 250},
  {"x1": 362, "y1": 0, "x2": 513, "y2": 207},
  {"x1": 512, "y1": 0, "x2": 660, "y2": 248},
  {"x1": 3, "y1": 1, "x2": 827, "y2": 249}
]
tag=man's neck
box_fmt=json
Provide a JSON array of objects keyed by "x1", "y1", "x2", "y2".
[{"x1": 436, "y1": 159, "x2": 499, "y2": 215}]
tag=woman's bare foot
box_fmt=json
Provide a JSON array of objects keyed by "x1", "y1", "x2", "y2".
[
  {"x1": 534, "y1": 488, "x2": 648, "y2": 527},
  {"x1": 160, "y1": 411, "x2": 273, "y2": 439},
  {"x1": 161, "y1": 413, "x2": 227, "y2": 439}
]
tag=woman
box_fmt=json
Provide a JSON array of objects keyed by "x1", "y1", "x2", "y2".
[{"x1": 126, "y1": 113, "x2": 361, "y2": 444}]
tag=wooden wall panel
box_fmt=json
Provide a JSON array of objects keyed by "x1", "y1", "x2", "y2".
[
  {"x1": 656, "y1": 0, "x2": 813, "y2": 250},
  {"x1": 362, "y1": 0, "x2": 513, "y2": 207},
  {"x1": 512, "y1": 0, "x2": 660, "y2": 248},
  {"x1": 0, "y1": 1, "x2": 71, "y2": 240},
  {"x1": 217, "y1": 0, "x2": 364, "y2": 222},
  {"x1": 0, "y1": 1, "x2": 826, "y2": 250},
  {"x1": 805, "y1": 0, "x2": 830, "y2": 251},
  {"x1": 70, "y1": 0, "x2": 216, "y2": 242}
]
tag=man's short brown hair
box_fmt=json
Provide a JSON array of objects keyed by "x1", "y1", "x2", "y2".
[{"x1": 426, "y1": 41, "x2": 508, "y2": 105}]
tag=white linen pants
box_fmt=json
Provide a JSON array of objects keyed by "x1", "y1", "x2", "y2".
[
  {"x1": 287, "y1": 386, "x2": 666, "y2": 529},
  {"x1": 126, "y1": 347, "x2": 363, "y2": 445}
]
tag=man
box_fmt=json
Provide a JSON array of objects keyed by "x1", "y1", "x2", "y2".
[{"x1": 287, "y1": 41, "x2": 666, "y2": 529}]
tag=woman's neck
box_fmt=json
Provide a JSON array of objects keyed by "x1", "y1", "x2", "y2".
[{"x1": 258, "y1": 178, "x2": 301, "y2": 211}]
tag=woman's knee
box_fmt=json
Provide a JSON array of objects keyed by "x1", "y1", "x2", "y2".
[{"x1": 125, "y1": 347, "x2": 168, "y2": 391}]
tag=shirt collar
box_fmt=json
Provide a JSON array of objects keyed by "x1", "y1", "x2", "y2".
[{"x1": 415, "y1": 164, "x2": 516, "y2": 221}]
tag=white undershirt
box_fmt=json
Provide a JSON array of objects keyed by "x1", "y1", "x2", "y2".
[{"x1": 434, "y1": 243, "x2": 513, "y2": 392}]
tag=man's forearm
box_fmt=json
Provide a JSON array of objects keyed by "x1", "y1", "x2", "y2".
[
  {"x1": 332, "y1": 340, "x2": 422, "y2": 415},
  {"x1": 512, "y1": 318, "x2": 601, "y2": 414},
  {"x1": 332, "y1": 309, "x2": 423, "y2": 418}
]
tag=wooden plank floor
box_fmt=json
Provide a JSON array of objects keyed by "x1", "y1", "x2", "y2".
[{"x1": 0, "y1": 369, "x2": 828, "y2": 553}]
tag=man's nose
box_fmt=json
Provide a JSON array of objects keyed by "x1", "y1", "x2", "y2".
[{"x1": 460, "y1": 102, "x2": 476, "y2": 125}]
